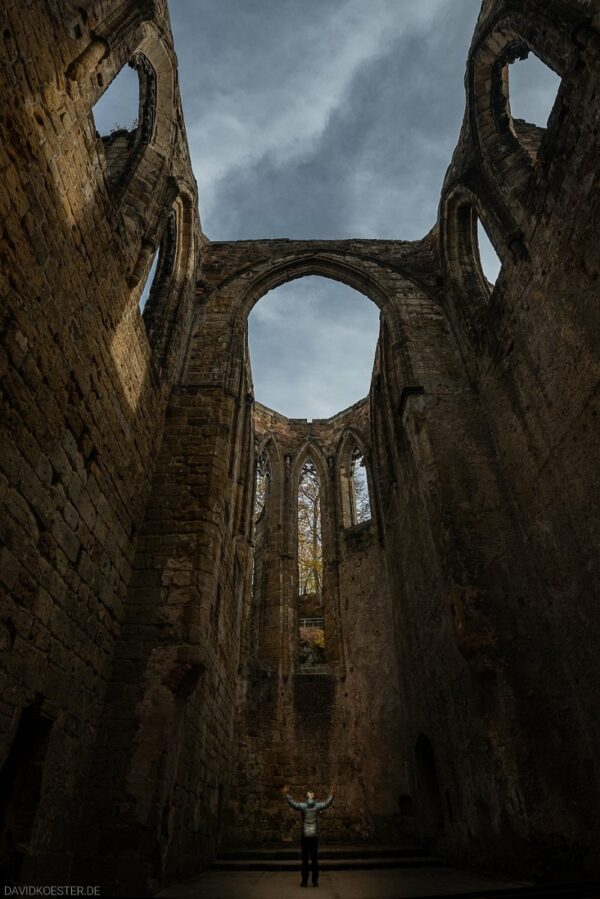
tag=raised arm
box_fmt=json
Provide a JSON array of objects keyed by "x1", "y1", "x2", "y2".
[
  {"x1": 282, "y1": 784, "x2": 306, "y2": 810},
  {"x1": 316, "y1": 792, "x2": 334, "y2": 811}
]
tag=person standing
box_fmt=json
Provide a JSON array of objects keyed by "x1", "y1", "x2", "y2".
[{"x1": 282, "y1": 784, "x2": 335, "y2": 888}]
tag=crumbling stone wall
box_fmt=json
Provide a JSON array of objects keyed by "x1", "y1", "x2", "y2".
[
  {"x1": 433, "y1": 0, "x2": 600, "y2": 873},
  {"x1": 208, "y1": 232, "x2": 546, "y2": 866},
  {"x1": 0, "y1": 0, "x2": 199, "y2": 887},
  {"x1": 226, "y1": 398, "x2": 405, "y2": 846},
  {"x1": 75, "y1": 366, "x2": 255, "y2": 892},
  {"x1": 1, "y1": 0, "x2": 599, "y2": 894}
]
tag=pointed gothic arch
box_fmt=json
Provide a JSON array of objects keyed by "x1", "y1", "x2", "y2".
[
  {"x1": 140, "y1": 190, "x2": 197, "y2": 371},
  {"x1": 470, "y1": 10, "x2": 571, "y2": 200},
  {"x1": 441, "y1": 182, "x2": 522, "y2": 347},
  {"x1": 337, "y1": 429, "x2": 373, "y2": 529}
]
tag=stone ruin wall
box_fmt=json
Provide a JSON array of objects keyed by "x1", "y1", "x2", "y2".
[
  {"x1": 0, "y1": 0, "x2": 599, "y2": 894},
  {"x1": 226, "y1": 398, "x2": 406, "y2": 847},
  {"x1": 434, "y1": 0, "x2": 600, "y2": 870},
  {"x1": 0, "y1": 0, "x2": 199, "y2": 887}
]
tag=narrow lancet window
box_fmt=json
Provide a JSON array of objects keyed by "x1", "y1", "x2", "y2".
[
  {"x1": 91, "y1": 55, "x2": 156, "y2": 189},
  {"x1": 254, "y1": 450, "x2": 271, "y2": 523},
  {"x1": 297, "y1": 459, "x2": 325, "y2": 669},
  {"x1": 251, "y1": 450, "x2": 271, "y2": 629},
  {"x1": 476, "y1": 218, "x2": 501, "y2": 287},
  {"x1": 341, "y1": 441, "x2": 372, "y2": 528},
  {"x1": 351, "y1": 446, "x2": 371, "y2": 524},
  {"x1": 139, "y1": 248, "x2": 160, "y2": 314}
]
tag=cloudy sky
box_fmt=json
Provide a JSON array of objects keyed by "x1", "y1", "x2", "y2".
[{"x1": 93, "y1": 0, "x2": 561, "y2": 419}]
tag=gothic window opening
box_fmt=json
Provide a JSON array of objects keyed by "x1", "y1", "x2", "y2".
[
  {"x1": 509, "y1": 51, "x2": 561, "y2": 129},
  {"x1": 0, "y1": 702, "x2": 52, "y2": 883},
  {"x1": 92, "y1": 63, "x2": 140, "y2": 185},
  {"x1": 254, "y1": 450, "x2": 271, "y2": 523},
  {"x1": 92, "y1": 55, "x2": 156, "y2": 187},
  {"x1": 139, "y1": 211, "x2": 178, "y2": 323},
  {"x1": 248, "y1": 276, "x2": 380, "y2": 420},
  {"x1": 251, "y1": 449, "x2": 271, "y2": 631},
  {"x1": 297, "y1": 458, "x2": 325, "y2": 669},
  {"x1": 92, "y1": 64, "x2": 139, "y2": 135},
  {"x1": 506, "y1": 50, "x2": 562, "y2": 160},
  {"x1": 340, "y1": 441, "x2": 372, "y2": 528},
  {"x1": 476, "y1": 217, "x2": 502, "y2": 287},
  {"x1": 139, "y1": 248, "x2": 160, "y2": 314},
  {"x1": 351, "y1": 446, "x2": 371, "y2": 524},
  {"x1": 415, "y1": 734, "x2": 444, "y2": 840}
]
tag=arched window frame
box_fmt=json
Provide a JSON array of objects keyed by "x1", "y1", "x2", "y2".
[
  {"x1": 92, "y1": 51, "x2": 157, "y2": 194},
  {"x1": 74, "y1": 12, "x2": 199, "y2": 379},
  {"x1": 75, "y1": 13, "x2": 181, "y2": 248},
  {"x1": 296, "y1": 455, "x2": 324, "y2": 600},
  {"x1": 338, "y1": 432, "x2": 373, "y2": 530},
  {"x1": 441, "y1": 183, "x2": 524, "y2": 348},
  {"x1": 471, "y1": 13, "x2": 570, "y2": 200},
  {"x1": 289, "y1": 440, "x2": 336, "y2": 673},
  {"x1": 129, "y1": 189, "x2": 196, "y2": 373},
  {"x1": 254, "y1": 447, "x2": 272, "y2": 526},
  {"x1": 139, "y1": 208, "x2": 177, "y2": 320}
]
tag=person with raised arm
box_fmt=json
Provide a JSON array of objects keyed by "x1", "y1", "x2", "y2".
[{"x1": 282, "y1": 783, "x2": 335, "y2": 888}]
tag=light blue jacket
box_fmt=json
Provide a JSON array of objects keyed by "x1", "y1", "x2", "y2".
[{"x1": 285, "y1": 794, "x2": 334, "y2": 837}]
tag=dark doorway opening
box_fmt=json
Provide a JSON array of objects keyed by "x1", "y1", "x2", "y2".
[
  {"x1": 0, "y1": 700, "x2": 53, "y2": 883},
  {"x1": 414, "y1": 734, "x2": 444, "y2": 841}
]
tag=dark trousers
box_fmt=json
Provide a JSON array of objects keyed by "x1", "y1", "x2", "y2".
[{"x1": 301, "y1": 835, "x2": 319, "y2": 885}]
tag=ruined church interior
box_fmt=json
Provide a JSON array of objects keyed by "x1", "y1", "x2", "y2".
[{"x1": 1, "y1": 0, "x2": 600, "y2": 896}]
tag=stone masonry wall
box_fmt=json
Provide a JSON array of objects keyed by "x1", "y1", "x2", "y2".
[
  {"x1": 0, "y1": 0, "x2": 198, "y2": 886},
  {"x1": 432, "y1": 0, "x2": 600, "y2": 874},
  {"x1": 74, "y1": 376, "x2": 254, "y2": 893},
  {"x1": 226, "y1": 399, "x2": 406, "y2": 846}
]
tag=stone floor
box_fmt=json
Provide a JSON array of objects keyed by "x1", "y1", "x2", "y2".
[{"x1": 157, "y1": 866, "x2": 533, "y2": 898}]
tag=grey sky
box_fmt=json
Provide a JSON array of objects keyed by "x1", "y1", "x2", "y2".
[
  {"x1": 248, "y1": 278, "x2": 381, "y2": 419},
  {"x1": 93, "y1": 1, "x2": 561, "y2": 419}
]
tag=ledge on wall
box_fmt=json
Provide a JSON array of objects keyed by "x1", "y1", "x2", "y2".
[{"x1": 344, "y1": 519, "x2": 373, "y2": 546}]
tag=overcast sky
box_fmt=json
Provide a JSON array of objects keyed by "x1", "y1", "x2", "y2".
[{"x1": 93, "y1": 0, "x2": 561, "y2": 419}]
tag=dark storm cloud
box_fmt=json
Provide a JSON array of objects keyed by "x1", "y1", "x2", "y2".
[
  {"x1": 193, "y1": 8, "x2": 480, "y2": 241},
  {"x1": 169, "y1": 0, "x2": 482, "y2": 240},
  {"x1": 166, "y1": 1, "x2": 486, "y2": 416},
  {"x1": 96, "y1": 1, "x2": 562, "y2": 417}
]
